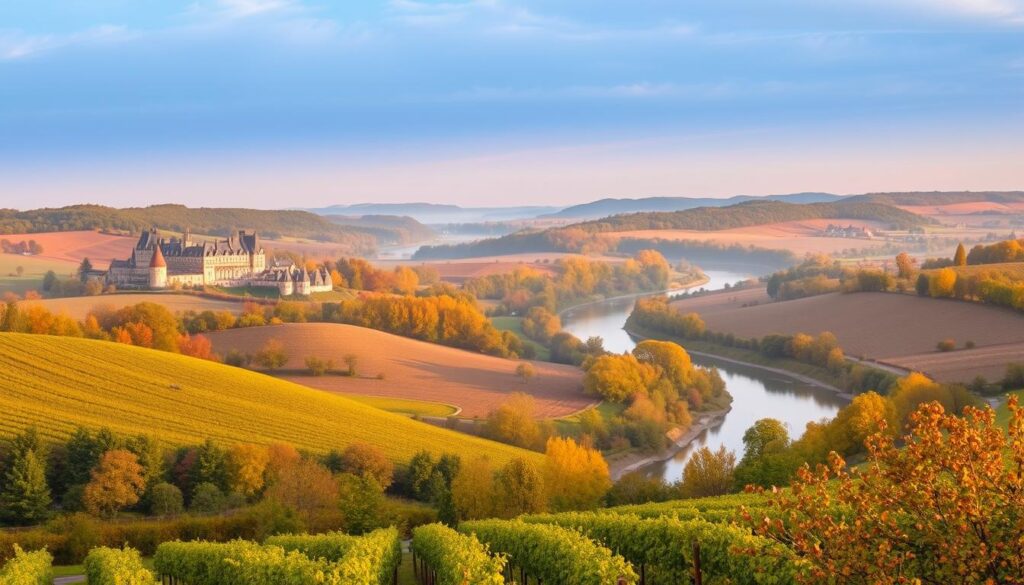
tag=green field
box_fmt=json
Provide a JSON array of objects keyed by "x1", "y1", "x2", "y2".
[
  {"x1": 996, "y1": 389, "x2": 1024, "y2": 429},
  {"x1": 0, "y1": 254, "x2": 76, "y2": 294},
  {"x1": 0, "y1": 333, "x2": 540, "y2": 467},
  {"x1": 343, "y1": 395, "x2": 458, "y2": 417},
  {"x1": 490, "y1": 316, "x2": 551, "y2": 360},
  {"x1": 208, "y1": 285, "x2": 358, "y2": 302}
]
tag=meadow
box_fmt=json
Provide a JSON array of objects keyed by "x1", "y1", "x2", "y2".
[
  {"x1": 21, "y1": 293, "x2": 246, "y2": 319},
  {"x1": 0, "y1": 332, "x2": 540, "y2": 467},
  {"x1": 205, "y1": 323, "x2": 592, "y2": 418}
]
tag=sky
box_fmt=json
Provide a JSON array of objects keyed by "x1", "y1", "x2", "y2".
[{"x1": 1, "y1": 0, "x2": 1022, "y2": 209}]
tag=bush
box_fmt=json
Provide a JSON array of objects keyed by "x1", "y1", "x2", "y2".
[
  {"x1": 83, "y1": 547, "x2": 156, "y2": 585},
  {"x1": 0, "y1": 545, "x2": 52, "y2": 585},
  {"x1": 964, "y1": 340, "x2": 976, "y2": 349},
  {"x1": 149, "y1": 482, "x2": 185, "y2": 516},
  {"x1": 190, "y1": 483, "x2": 227, "y2": 514},
  {"x1": 936, "y1": 339, "x2": 956, "y2": 352}
]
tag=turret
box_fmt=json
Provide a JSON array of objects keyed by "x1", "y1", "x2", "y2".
[{"x1": 149, "y1": 245, "x2": 168, "y2": 289}]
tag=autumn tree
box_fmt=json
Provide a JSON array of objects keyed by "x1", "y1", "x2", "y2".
[
  {"x1": 544, "y1": 437, "x2": 611, "y2": 511},
  {"x1": 894, "y1": 252, "x2": 916, "y2": 279},
  {"x1": 521, "y1": 307, "x2": 561, "y2": 343},
  {"x1": 254, "y1": 339, "x2": 288, "y2": 371},
  {"x1": 485, "y1": 393, "x2": 542, "y2": 449},
  {"x1": 678, "y1": 445, "x2": 737, "y2": 498},
  {"x1": 953, "y1": 242, "x2": 967, "y2": 266},
  {"x1": 745, "y1": 398, "x2": 1024, "y2": 584},
  {"x1": 583, "y1": 353, "x2": 656, "y2": 403},
  {"x1": 494, "y1": 457, "x2": 547, "y2": 517},
  {"x1": 226, "y1": 444, "x2": 270, "y2": 498},
  {"x1": 515, "y1": 362, "x2": 536, "y2": 384},
  {"x1": 178, "y1": 333, "x2": 217, "y2": 361},
  {"x1": 928, "y1": 267, "x2": 958, "y2": 297},
  {"x1": 263, "y1": 459, "x2": 338, "y2": 521},
  {"x1": 82, "y1": 450, "x2": 146, "y2": 517},
  {"x1": 338, "y1": 442, "x2": 394, "y2": 489},
  {"x1": 451, "y1": 456, "x2": 497, "y2": 521}
]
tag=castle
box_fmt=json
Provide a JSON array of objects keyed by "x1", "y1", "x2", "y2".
[{"x1": 106, "y1": 229, "x2": 332, "y2": 296}]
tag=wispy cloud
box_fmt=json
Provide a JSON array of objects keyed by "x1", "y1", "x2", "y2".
[{"x1": 0, "y1": 25, "x2": 133, "y2": 61}]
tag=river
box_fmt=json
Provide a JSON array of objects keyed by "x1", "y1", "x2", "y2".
[{"x1": 559, "y1": 268, "x2": 848, "y2": 483}]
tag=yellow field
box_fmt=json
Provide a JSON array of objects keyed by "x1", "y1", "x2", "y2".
[
  {"x1": 343, "y1": 395, "x2": 459, "y2": 417},
  {"x1": 0, "y1": 333, "x2": 540, "y2": 467}
]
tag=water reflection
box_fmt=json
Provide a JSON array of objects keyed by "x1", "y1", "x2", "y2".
[{"x1": 560, "y1": 266, "x2": 847, "y2": 483}]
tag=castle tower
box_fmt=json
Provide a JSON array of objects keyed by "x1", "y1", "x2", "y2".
[{"x1": 149, "y1": 244, "x2": 168, "y2": 289}]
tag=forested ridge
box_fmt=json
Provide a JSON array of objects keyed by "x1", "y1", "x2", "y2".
[
  {"x1": 575, "y1": 200, "x2": 930, "y2": 232},
  {"x1": 0, "y1": 205, "x2": 380, "y2": 252}
]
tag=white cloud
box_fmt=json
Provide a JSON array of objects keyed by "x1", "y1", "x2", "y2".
[{"x1": 0, "y1": 25, "x2": 133, "y2": 61}]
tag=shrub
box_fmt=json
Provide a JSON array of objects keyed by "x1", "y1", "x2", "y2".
[
  {"x1": 83, "y1": 547, "x2": 156, "y2": 585},
  {"x1": 149, "y1": 482, "x2": 185, "y2": 516},
  {"x1": 0, "y1": 545, "x2": 52, "y2": 585},
  {"x1": 936, "y1": 339, "x2": 956, "y2": 352}
]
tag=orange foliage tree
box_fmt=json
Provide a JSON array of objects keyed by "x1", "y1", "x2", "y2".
[
  {"x1": 744, "y1": 397, "x2": 1024, "y2": 584},
  {"x1": 82, "y1": 450, "x2": 146, "y2": 517}
]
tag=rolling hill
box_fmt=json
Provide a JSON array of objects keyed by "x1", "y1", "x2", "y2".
[
  {"x1": 541, "y1": 193, "x2": 843, "y2": 220},
  {"x1": 203, "y1": 323, "x2": 591, "y2": 418},
  {"x1": 0, "y1": 333, "x2": 541, "y2": 466}
]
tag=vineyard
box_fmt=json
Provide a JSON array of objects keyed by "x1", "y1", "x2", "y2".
[
  {"x1": 153, "y1": 529, "x2": 401, "y2": 585},
  {"x1": 0, "y1": 333, "x2": 540, "y2": 467},
  {"x1": 0, "y1": 546, "x2": 53, "y2": 585}
]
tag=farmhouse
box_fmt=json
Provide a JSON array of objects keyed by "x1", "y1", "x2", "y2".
[
  {"x1": 824, "y1": 224, "x2": 875, "y2": 239},
  {"x1": 105, "y1": 229, "x2": 332, "y2": 296}
]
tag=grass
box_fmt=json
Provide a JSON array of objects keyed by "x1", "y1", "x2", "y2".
[
  {"x1": 490, "y1": 316, "x2": 551, "y2": 361},
  {"x1": 0, "y1": 254, "x2": 77, "y2": 294},
  {"x1": 343, "y1": 395, "x2": 458, "y2": 417},
  {"x1": 553, "y1": 401, "x2": 627, "y2": 437},
  {"x1": 0, "y1": 333, "x2": 541, "y2": 468}
]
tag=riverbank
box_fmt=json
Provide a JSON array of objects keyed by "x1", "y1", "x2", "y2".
[
  {"x1": 556, "y1": 271, "x2": 710, "y2": 317},
  {"x1": 623, "y1": 323, "x2": 855, "y2": 399},
  {"x1": 607, "y1": 407, "x2": 730, "y2": 480}
]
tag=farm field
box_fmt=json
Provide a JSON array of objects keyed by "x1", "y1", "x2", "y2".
[
  {"x1": 491, "y1": 316, "x2": 551, "y2": 361},
  {"x1": 609, "y1": 219, "x2": 893, "y2": 255},
  {"x1": 0, "y1": 253, "x2": 78, "y2": 294},
  {"x1": 343, "y1": 395, "x2": 458, "y2": 417},
  {"x1": 0, "y1": 230, "x2": 135, "y2": 269},
  {"x1": 672, "y1": 290, "x2": 1024, "y2": 382},
  {"x1": 0, "y1": 333, "x2": 538, "y2": 466},
  {"x1": 204, "y1": 323, "x2": 592, "y2": 418},
  {"x1": 21, "y1": 293, "x2": 247, "y2": 319}
]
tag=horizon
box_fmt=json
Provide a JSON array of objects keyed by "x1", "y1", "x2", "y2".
[{"x1": 2, "y1": 0, "x2": 1023, "y2": 207}]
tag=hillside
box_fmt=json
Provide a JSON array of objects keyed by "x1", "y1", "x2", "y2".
[
  {"x1": 851, "y1": 191, "x2": 1024, "y2": 206},
  {"x1": 303, "y1": 203, "x2": 560, "y2": 223},
  {"x1": 0, "y1": 333, "x2": 540, "y2": 466},
  {"x1": 0, "y1": 205, "x2": 379, "y2": 255},
  {"x1": 671, "y1": 290, "x2": 1024, "y2": 382},
  {"x1": 542, "y1": 193, "x2": 842, "y2": 220},
  {"x1": 325, "y1": 214, "x2": 436, "y2": 245},
  {"x1": 21, "y1": 293, "x2": 247, "y2": 320},
  {"x1": 577, "y1": 200, "x2": 930, "y2": 232},
  {"x1": 204, "y1": 323, "x2": 591, "y2": 418}
]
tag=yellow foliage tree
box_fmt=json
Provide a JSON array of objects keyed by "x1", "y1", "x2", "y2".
[
  {"x1": 82, "y1": 450, "x2": 146, "y2": 517},
  {"x1": 929, "y1": 267, "x2": 958, "y2": 297},
  {"x1": 226, "y1": 444, "x2": 269, "y2": 498},
  {"x1": 451, "y1": 456, "x2": 497, "y2": 521},
  {"x1": 543, "y1": 437, "x2": 611, "y2": 511}
]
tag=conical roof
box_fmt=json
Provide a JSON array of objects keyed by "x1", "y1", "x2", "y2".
[{"x1": 149, "y1": 245, "x2": 167, "y2": 268}]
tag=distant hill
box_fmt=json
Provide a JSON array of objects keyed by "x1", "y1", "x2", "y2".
[
  {"x1": 325, "y1": 214, "x2": 437, "y2": 245},
  {"x1": 850, "y1": 191, "x2": 1024, "y2": 206},
  {"x1": 0, "y1": 333, "x2": 539, "y2": 466},
  {"x1": 542, "y1": 193, "x2": 843, "y2": 220},
  {"x1": 0, "y1": 204, "x2": 381, "y2": 255},
  {"x1": 577, "y1": 200, "x2": 930, "y2": 232},
  {"x1": 304, "y1": 203, "x2": 562, "y2": 224}
]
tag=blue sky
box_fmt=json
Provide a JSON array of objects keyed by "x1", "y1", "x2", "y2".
[{"x1": 1, "y1": 0, "x2": 1022, "y2": 208}]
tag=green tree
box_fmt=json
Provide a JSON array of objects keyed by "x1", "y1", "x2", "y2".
[
  {"x1": 189, "y1": 482, "x2": 226, "y2": 514},
  {"x1": 148, "y1": 482, "x2": 184, "y2": 516},
  {"x1": 78, "y1": 258, "x2": 94, "y2": 282},
  {"x1": 337, "y1": 473, "x2": 386, "y2": 534},
  {"x1": 194, "y1": 439, "x2": 228, "y2": 491},
  {"x1": 0, "y1": 449, "x2": 51, "y2": 525},
  {"x1": 42, "y1": 271, "x2": 59, "y2": 292},
  {"x1": 733, "y1": 419, "x2": 796, "y2": 489},
  {"x1": 494, "y1": 457, "x2": 546, "y2": 517},
  {"x1": 404, "y1": 451, "x2": 436, "y2": 501}
]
